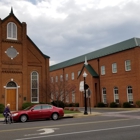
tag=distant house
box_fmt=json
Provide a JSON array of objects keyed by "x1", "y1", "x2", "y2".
[
  {"x1": 50, "y1": 37, "x2": 140, "y2": 107},
  {"x1": 0, "y1": 8, "x2": 50, "y2": 110}
]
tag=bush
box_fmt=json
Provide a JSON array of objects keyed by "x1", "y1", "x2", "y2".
[
  {"x1": 110, "y1": 102, "x2": 118, "y2": 108},
  {"x1": 22, "y1": 102, "x2": 33, "y2": 110},
  {"x1": 0, "y1": 104, "x2": 5, "y2": 113},
  {"x1": 51, "y1": 100, "x2": 64, "y2": 108},
  {"x1": 74, "y1": 103, "x2": 79, "y2": 107},
  {"x1": 136, "y1": 101, "x2": 140, "y2": 107},
  {"x1": 97, "y1": 102, "x2": 105, "y2": 107},
  {"x1": 123, "y1": 102, "x2": 131, "y2": 108}
]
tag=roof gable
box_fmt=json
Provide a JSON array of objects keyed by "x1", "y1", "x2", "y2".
[
  {"x1": 2, "y1": 8, "x2": 22, "y2": 25},
  {"x1": 77, "y1": 64, "x2": 99, "y2": 79}
]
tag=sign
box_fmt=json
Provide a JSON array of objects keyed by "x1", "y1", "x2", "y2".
[{"x1": 79, "y1": 81, "x2": 84, "y2": 92}]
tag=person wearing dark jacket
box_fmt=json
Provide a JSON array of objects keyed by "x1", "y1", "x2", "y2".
[{"x1": 3, "y1": 104, "x2": 11, "y2": 123}]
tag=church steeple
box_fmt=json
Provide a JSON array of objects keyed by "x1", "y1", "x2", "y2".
[{"x1": 10, "y1": 7, "x2": 14, "y2": 15}]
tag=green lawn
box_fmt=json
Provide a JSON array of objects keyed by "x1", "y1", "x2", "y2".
[
  {"x1": 0, "y1": 113, "x2": 3, "y2": 118},
  {"x1": 64, "y1": 110, "x2": 80, "y2": 114}
]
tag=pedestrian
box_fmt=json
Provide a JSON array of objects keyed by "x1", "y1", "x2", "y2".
[{"x1": 3, "y1": 104, "x2": 11, "y2": 124}]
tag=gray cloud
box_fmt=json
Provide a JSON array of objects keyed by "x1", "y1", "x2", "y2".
[{"x1": 0, "y1": 0, "x2": 140, "y2": 65}]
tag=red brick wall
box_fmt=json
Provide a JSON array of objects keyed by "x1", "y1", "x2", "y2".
[
  {"x1": 0, "y1": 13, "x2": 49, "y2": 110},
  {"x1": 50, "y1": 47, "x2": 140, "y2": 107}
]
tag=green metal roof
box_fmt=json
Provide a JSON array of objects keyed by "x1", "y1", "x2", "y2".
[
  {"x1": 50, "y1": 37, "x2": 140, "y2": 71},
  {"x1": 77, "y1": 64, "x2": 99, "y2": 78}
]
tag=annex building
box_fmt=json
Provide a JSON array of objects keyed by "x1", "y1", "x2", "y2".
[
  {"x1": 50, "y1": 37, "x2": 140, "y2": 107},
  {"x1": 0, "y1": 9, "x2": 50, "y2": 111}
]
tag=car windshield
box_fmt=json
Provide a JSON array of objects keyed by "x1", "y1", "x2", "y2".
[{"x1": 24, "y1": 106, "x2": 34, "y2": 110}]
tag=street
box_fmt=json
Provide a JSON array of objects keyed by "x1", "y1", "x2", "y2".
[{"x1": 1, "y1": 109, "x2": 140, "y2": 140}]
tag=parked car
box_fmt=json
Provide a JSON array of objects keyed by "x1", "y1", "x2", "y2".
[{"x1": 11, "y1": 104, "x2": 64, "y2": 122}]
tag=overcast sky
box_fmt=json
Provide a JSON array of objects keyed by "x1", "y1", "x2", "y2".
[{"x1": 0, "y1": 0, "x2": 140, "y2": 66}]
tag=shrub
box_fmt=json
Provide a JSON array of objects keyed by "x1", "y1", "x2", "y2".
[
  {"x1": 51, "y1": 100, "x2": 64, "y2": 108},
  {"x1": 0, "y1": 104, "x2": 5, "y2": 113},
  {"x1": 69, "y1": 103, "x2": 74, "y2": 107},
  {"x1": 110, "y1": 102, "x2": 118, "y2": 108},
  {"x1": 123, "y1": 102, "x2": 131, "y2": 108},
  {"x1": 136, "y1": 101, "x2": 140, "y2": 107},
  {"x1": 97, "y1": 102, "x2": 105, "y2": 107},
  {"x1": 22, "y1": 102, "x2": 33, "y2": 110},
  {"x1": 64, "y1": 103, "x2": 69, "y2": 107},
  {"x1": 74, "y1": 103, "x2": 79, "y2": 107}
]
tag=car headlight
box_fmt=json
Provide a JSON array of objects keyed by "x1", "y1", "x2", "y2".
[{"x1": 12, "y1": 113, "x2": 18, "y2": 117}]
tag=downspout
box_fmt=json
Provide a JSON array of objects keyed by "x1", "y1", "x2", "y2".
[{"x1": 97, "y1": 58, "x2": 101, "y2": 102}]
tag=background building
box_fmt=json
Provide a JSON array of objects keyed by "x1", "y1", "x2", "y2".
[
  {"x1": 0, "y1": 8, "x2": 50, "y2": 110},
  {"x1": 50, "y1": 37, "x2": 140, "y2": 107}
]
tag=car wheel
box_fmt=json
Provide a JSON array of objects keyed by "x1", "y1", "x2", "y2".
[
  {"x1": 20, "y1": 115, "x2": 27, "y2": 122},
  {"x1": 52, "y1": 113, "x2": 58, "y2": 120}
]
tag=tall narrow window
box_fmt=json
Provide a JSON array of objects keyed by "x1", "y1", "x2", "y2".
[
  {"x1": 55, "y1": 76, "x2": 58, "y2": 82},
  {"x1": 112, "y1": 63, "x2": 117, "y2": 73},
  {"x1": 101, "y1": 66, "x2": 105, "y2": 75},
  {"x1": 60, "y1": 75, "x2": 63, "y2": 81},
  {"x1": 66, "y1": 74, "x2": 68, "y2": 81},
  {"x1": 71, "y1": 72, "x2": 74, "y2": 80},
  {"x1": 66, "y1": 92, "x2": 69, "y2": 103},
  {"x1": 127, "y1": 86, "x2": 133, "y2": 104},
  {"x1": 51, "y1": 77, "x2": 53, "y2": 83},
  {"x1": 7, "y1": 22, "x2": 17, "y2": 40},
  {"x1": 114, "y1": 87, "x2": 119, "y2": 103},
  {"x1": 31, "y1": 71, "x2": 39, "y2": 103},
  {"x1": 102, "y1": 88, "x2": 107, "y2": 104},
  {"x1": 125, "y1": 60, "x2": 131, "y2": 71},
  {"x1": 72, "y1": 91, "x2": 75, "y2": 103}
]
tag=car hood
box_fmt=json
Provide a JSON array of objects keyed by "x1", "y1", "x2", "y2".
[{"x1": 12, "y1": 110, "x2": 27, "y2": 114}]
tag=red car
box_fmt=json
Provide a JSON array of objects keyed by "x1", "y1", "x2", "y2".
[{"x1": 11, "y1": 104, "x2": 64, "y2": 122}]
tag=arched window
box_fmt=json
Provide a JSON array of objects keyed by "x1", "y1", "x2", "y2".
[
  {"x1": 7, "y1": 81, "x2": 17, "y2": 87},
  {"x1": 127, "y1": 86, "x2": 133, "y2": 104},
  {"x1": 31, "y1": 71, "x2": 39, "y2": 103},
  {"x1": 102, "y1": 88, "x2": 107, "y2": 104},
  {"x1": 114, "y1": 87, "x2": 119, "y2": 103},
  {"x1": 7, "y1": 22, "x2": 17, "y2": 40}
]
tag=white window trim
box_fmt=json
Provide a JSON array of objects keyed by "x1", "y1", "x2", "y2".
[
  {"x1": 55, "y1": 76, "x2": 58, "y2": 82},
  {"x1": 7, "y1": 22, "x2": 17, "y2": 40},
  {"x1": 101, "y1": 66, "x2": 105, "y2": 75},
  {"x1": 112, "y1": 63, "x2": 117, "y2": 73},
  {"x1": 113, "y1": 87, "x2": 119, "y2": 103},
  {"x1": 71, "y1": 72, "x2": 74, "y2": 80},
  {"x1": 31, "y1": 71, "x2": 39, "y2": 103},
  {"x1": 127, "y1": 86, "x2": 133, "y2": 104},
  {"x1": 72, "y1": 91, "x2": 75, "y2": 103},
  {"x1": 51, "y1": 77, "x2": 53, "y2": 83},
  {"x1": 66, "y1": 74, "x2": 68, "y2": 81},
  {"x1": 102, "y1": 88, "x2": 107, "y2": 104},
  {"x1": 125, "y1": 60, "x2": 131, "y2": 71}
]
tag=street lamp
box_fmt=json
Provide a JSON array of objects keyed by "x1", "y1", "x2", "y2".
[{"x1": 83, "y1": 71, "x2": 88, "y2": 115}]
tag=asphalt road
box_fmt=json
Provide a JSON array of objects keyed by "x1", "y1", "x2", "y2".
[{"x1": 1, "y1": 109, "x2": 140, "y2": 140}]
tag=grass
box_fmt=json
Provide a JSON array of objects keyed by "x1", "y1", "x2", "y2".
[
  {"x1": 64, "y1": 110, "x2": 80, "y2": 114},
  {"x1": 0, "y1": 113, "x2": 4, "y2": 118}
]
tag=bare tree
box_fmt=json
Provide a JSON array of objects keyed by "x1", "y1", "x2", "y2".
[{"x1": 47, "y1": 77, "x2": 76, "y2": 106}]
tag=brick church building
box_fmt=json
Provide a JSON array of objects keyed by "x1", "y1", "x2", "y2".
[
  {"x1": 0, "y1": 8, "x2": 50, "y2": 110},
  {"x1": 50, "y1": 37, "x2": 140, "y2": 107}
]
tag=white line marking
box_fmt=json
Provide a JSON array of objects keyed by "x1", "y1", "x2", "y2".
[{"x1": 15, "y1": 124, "x2": 140, "y2": 140}]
